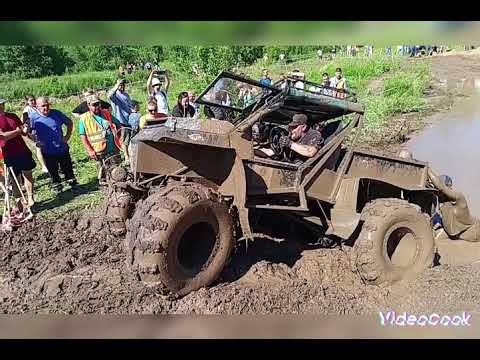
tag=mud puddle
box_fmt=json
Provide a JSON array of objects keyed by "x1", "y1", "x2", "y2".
[{"x1": 407, "y1": 83, "x2": 480, "y2": 216}]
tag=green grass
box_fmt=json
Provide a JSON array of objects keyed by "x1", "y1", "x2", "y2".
[
  {"x1": 1, "y1": 52, "x2": 432, "y2": 220},
  {"x1": 359, "y1": 60, "x2": 431, "y2": 129},
  {"x1": 0, "y1": 70, "x2": 147, "y2": 105}
]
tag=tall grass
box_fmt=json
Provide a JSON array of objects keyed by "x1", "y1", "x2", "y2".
[
  {"x1": 0, "y1": 70, "x2": 147, "y2": 101},
  {"x1": 361, "y1": 60, "x2": 431, "y2": 129}
]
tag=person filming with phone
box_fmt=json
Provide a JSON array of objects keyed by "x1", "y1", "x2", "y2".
[{"x1": 147, "y1": 69, "x2": 170, "y2": 116}]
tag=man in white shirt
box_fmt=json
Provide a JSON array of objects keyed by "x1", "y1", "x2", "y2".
[
  {"x1": 330, "y1": 68, "x2": 348, "y2": 92},
  {"x1": 147, "y1": 70, "x2": 170, "y2": 115}
]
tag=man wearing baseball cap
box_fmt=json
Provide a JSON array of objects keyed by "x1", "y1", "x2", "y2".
[
  {"x1": 78, "y1": 94, "x2": 123, "y2": 179},
  {"x1": 0, "y1": 97, "x2": 36, "y2": 213},
  {"x1": 258, "y1": 113, "x2": 324, "y2": 164}
]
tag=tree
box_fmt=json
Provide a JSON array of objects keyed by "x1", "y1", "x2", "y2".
[{"x1": 0, "y1": 46, "x2": 72, "y2": 78}]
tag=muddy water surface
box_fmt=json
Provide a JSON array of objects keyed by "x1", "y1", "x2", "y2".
[{"x1": 407, "y1": 86, "x2": 480, "y2": 216}]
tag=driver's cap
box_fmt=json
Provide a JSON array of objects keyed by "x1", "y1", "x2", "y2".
[{"x1": 288, "y1": 113, "x2": 308, "y2": 127}]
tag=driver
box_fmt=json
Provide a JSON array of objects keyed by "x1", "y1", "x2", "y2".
[{"x1": 258, "y1": 113, "x2": 324, "y2": 164}]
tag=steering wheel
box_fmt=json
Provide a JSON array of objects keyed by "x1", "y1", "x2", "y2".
[{"x1": 269, "y1": 126, "x2": 289, "y2": 156}]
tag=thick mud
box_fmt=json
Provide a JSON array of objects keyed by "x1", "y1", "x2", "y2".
[
  {"x1": 3, "y1": 52, "x2": 480, "y2": 316},
  {"x1": 2, "y1": 207, "x2": 480, "y2": 315}
]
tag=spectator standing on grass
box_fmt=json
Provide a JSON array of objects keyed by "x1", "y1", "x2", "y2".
[
  {"x1": 278, "y1": 73, "x2": 288, "y2": 90},
  {"x1": 346, "y1": 45, "x2": 352, "y2": 57},
  {"x1": 72, "y1": 90, "x2": 111, "y2": 119},
  {"x1": 259, "y1": 69, "x2": 272, "y2": 86},
  {"x1": 22, "y1": 96, "x2": 38, "y2": 124},
  {"x1": 330, "y1": 68, "x2": 348, "y2": 99},
  {"x1": 29, "y1": 97, "x2": 78, "y2": 194},
  {"x1": 321, "y1": 73, "x2": 334, "y2": 96},
  {"x1": 139, "y1": 99, "x2": 168, "y2": 129},
  {"x1": 188, "y1": 91, "x2": 200, "y2": 117},
  {"x1": 172, "y1": 92, "x2": 196, "y2": 118},
  {"x1": 0, "y1": 97, "x2": 35, "y2": 212},
  {"x1": 290, "y1": 69, "x2": 305, "y2": 90},
  {"x1": 127, "y1": 101, "x2": 141, "y2": 172},
  {"x1": 21, "y1": 96, "x2": 49, "y2": 174},
  {"x1": 118, "y1": 65, "x2": 126, "y2": 77},
  {"x1": 322, "y1": 72, "x2": 331, "y2": 87},
  {"x1": 128, "y1": 101, "x2": 142, "y2": 138},
  {"x1": 147, "y1": 69, "x2": 170, "y2": 115},
  {"x1": 108, "y1": 79, "x2": 133, "y2": 163},
  {"x1": 330, "y1": 68, "x2": 348, "y2": 91},
  {"x1": 78, "y1": 94, "x2": 123, "y2": 179}
]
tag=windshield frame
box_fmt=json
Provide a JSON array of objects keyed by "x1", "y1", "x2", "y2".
[{"x1": 195, "y1": 71, "x2": 281, "y2": 113}]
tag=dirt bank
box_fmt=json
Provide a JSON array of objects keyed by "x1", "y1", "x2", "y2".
[
  {"x1": 2, "y1": 52, "x2": 480, "y2": 316},
  {"x1": 359, "y1": 51, "x2": 480, "y2": 155}
]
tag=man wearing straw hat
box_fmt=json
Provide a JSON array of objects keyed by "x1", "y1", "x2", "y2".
[{"x1": 0, "y1": 97, "x2": 36, "y2": 215}]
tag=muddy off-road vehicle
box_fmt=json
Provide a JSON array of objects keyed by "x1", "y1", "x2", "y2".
[{"x1": 105, "y1": 71, "x2": 441, "y2": 296}]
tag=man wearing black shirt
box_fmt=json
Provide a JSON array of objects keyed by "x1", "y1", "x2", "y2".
[{"x1": 258, "y1": 113, "x2": 324, "y2": 164}]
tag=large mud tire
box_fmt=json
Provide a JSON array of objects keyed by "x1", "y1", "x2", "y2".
[
  {"x1": 126, "y1": 183, "x2": 235, "y2": 296},
  {"x1": 354, "y1": 198, "x2": 434, "y2": 285}
]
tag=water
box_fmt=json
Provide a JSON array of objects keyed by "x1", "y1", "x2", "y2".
[{"x1": 407, "y1": 85, "x2": 480, "y2": 216}]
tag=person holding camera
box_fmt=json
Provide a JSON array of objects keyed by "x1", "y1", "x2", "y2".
[{"x1": 147, "y1": 69, "x2": 170, "y2": 115}]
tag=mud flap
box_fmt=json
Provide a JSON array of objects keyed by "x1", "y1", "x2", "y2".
[
  {"x1": 328, "y1": 177, "x2": 361, "y2": 239},
  {"x1": 327, "y1": 209, "x2": 361, "y2": 239},
  {"x1": 231, "y1": 157, "x2": 253, "y2": 240}
]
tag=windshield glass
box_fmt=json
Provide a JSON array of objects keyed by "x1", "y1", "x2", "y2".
[{"x1": 197, "y1": 76, "x2": 270, "y2": 110}]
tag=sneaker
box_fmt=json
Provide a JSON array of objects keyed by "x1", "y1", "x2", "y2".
[{"x1": 52, "y1": 183, "x2": 63, "y2": 194}]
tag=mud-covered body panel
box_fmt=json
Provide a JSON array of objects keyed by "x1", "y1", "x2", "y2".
[
  {"x1": 344, "y1": 149, "x2": 429, "y2": 191},
  {"x1": 133, "y1": 118, "x2": 232, "y2": 149}
]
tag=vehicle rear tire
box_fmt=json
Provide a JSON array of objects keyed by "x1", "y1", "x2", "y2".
[
  {"x1": 354, "y1": 198, "x2": 434, "y2": 285},
  {"x1": 126, "y1": 182, "x2": 235, "y2": 296}
]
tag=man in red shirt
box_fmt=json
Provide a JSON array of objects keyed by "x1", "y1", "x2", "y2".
[{"x1": 0, "y1": 98, "x2": 36, "y2": 212}]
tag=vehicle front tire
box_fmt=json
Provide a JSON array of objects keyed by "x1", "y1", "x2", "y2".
[{"x1": 126, "y1": 182, "x2": 235, "y2": 296}]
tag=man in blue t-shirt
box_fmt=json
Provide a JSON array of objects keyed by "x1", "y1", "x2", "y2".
[
  {"x1": 30, "y1": 97, "x2": 78, "y2": 193},
  {"x1": 108, "y1": 79, "x2": 133, "y2": 162},
  {"x1": 259, "y1": 69, "x2": 272, "y2": 86}
]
